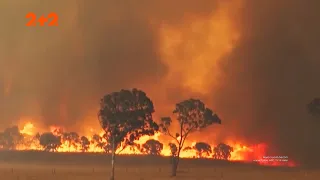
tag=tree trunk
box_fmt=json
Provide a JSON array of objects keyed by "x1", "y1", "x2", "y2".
[
  {"x1": 171, "y1": 146, "x2": 182, "y2": 177},
  {"x1": 110, "y1": 137, "x2": 115, "y2": 180},
  {"x1": 171, "y1": 156, "x2": 179, "y2": 176}
]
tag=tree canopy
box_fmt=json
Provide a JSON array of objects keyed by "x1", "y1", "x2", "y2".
[{"x1": 98, "y1": 88, "x2": 159, "y2": 150}]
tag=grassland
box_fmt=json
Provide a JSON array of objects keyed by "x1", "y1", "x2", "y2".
[{"x1": 0, "y1": 151, "x2": 318, "y2": 180}]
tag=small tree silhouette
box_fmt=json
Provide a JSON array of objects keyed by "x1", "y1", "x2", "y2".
[
  {"x1": 194, "y1": 142, "x2": 212, "y2": 158},
  {"x1": 80, "y1": 136, "x2": 90, "y2": 152},
  {"x1": 213, "y1": 143, "x2": 233, "y2": 160},
  {"x1": 140, "y1": 139, "x2": 163, "y2": 155},
  {"x1": 39, "y1": 132, "x2": 62, "y2": 152},
  {"x1": 62, "y1": 132, "x2": 80, "y2": 151},
  {"x1": 91, "y1": 134, "x2": 107, "y2": 151},
  {"x1": 0, "y1": 126, "x2": 23, "y2": 150}
]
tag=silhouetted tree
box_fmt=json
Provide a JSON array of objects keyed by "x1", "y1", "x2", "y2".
[
  {"x1": 307, "y1": 98, "x2": 320, "y2": 116},
  {"x1": 102, "y1": 132, "x2": 140, "y2": 154},
  {"x1": 213, "y1": 143, "x2": 233, "y2": 160},
  {"x1": 91, "y1": 134, "x2": 106, "y2": 150},
  {"x1": 62, "y1": 132, "x2": 80, "y2": 151},
  {"x1": 141, "y1": 139, "x2": 163, "y2": 155},
  {"x1": 100, "y1": 133, "x2": 119, "y2": 153},
  {"x1": 194, "y1": 142, "x2": 212, "y2": 158},
  {"x1": 35, "y1": 132, "x2": 41, "y2": 140},
  {"x1": 169, "y1": 143, "x2": 178, "y2": 156},
  {"x1": 27, "y1": 132, "x2": 42, "y2": 149},
  {"x1": 169, "y1": 143, "x2": 178, "y2": 164},
  {"x1": 39, "y1": 132, "x2": 62, "y2": 152},
  {"x1": 159, "y1": 99, "x2": 221, "y2": 176},
  {"x1": 80, "y1": 136, "x2": 90, "y2": 152},
  {"x1": 0, "y1": 126, "x2": 23, "y2": 150},
  {"x1": 182, "y1": 146, "x2": 193, "y2": 151},
  {"x1": 98, "y1": 89, "x2": 159, "y2": 180}
]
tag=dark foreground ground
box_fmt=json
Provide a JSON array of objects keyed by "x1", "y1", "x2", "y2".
[{"x1": 0, "y1": 151, "x2": 318, "y2": 180}]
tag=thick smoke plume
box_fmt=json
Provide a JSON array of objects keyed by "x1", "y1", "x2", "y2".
[{"x1": 0, "y1": 0, "x2": 319, "y2": 166}]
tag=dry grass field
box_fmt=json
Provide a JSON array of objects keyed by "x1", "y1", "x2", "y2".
[{"x1": 0, "y1": 151, "x2": 318, "y2": 180}]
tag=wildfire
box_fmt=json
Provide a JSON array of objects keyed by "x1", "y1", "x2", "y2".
[
  {"x1": 12, "y1": 122, "x2": 296, "y2": 167},
  {"x1": 0, "y1": 2, "x2": 293, "y2": 168},
  {"x1": 19, "y1": 122, "x2": 35, "y2": 136},
  {"x1": 50, "y1": 126, "x2": 64, "y2": 136}
]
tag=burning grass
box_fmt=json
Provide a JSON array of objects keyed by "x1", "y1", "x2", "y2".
[{"x1": 0, "y1": 122, "x2": 295, "y2": 167}]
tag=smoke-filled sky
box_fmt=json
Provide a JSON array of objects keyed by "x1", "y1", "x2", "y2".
[{"x1": 0, "y1": 0, "x2": 320, "y2": 166}]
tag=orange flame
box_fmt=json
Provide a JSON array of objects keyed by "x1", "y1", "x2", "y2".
[
  {"x1": 15, "y1": 122, "x2": 296, "y2": 167},
  {"x1": 19, "y1": 122, "x2": 35, "y2": 136}
]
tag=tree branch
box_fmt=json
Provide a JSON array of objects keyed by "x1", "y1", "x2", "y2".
[
  {"x1": 181, "y1": 125, "x2": 195, "y2": 149},
  {"x1": 116, "y1": 145, "x2": 126, "y2": 154},
  {"x1": 166, "y1": 129, "x2": 180, "y2": 145}
]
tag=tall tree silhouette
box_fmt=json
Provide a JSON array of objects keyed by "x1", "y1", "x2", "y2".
[
  {"x1": 159, "y1": 99, "x2": 221, "y2": 176},
  {"x1": 98, "y1": 88, "x2": 159, "y2": 180}
]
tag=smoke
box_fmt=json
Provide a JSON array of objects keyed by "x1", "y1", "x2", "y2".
[
  {"x1": 0, "y1": 0, "x2": 320, "y2": 166},
  {"x1": 213, "y1": 0, "x2": 320, "y2": 166}
]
